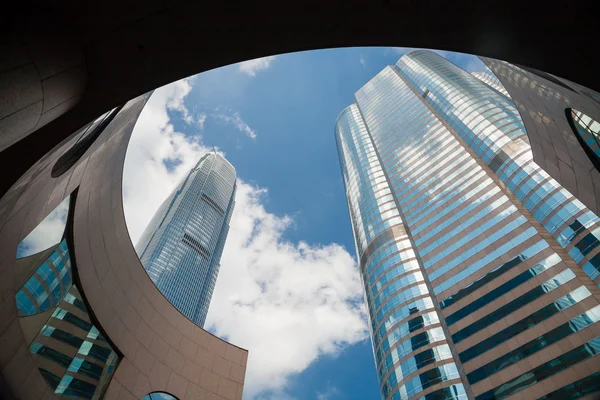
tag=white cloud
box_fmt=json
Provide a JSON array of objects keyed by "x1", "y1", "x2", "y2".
[
  {"x1": 360, "y1": 56, "x2": 366, "y2": 68},
  {"x1": 16, "y1": 196, "x2": 70, "y2": 258},
  {"x1": 239, "y1": 56, "x2": 277, "y2": 77},
  {"x1": 123, "y1": 79, "x2": 211, "y2": 245},
  {"x1": 197, "y1": 113, "x2": 207, "y2": 130},
  {"x1": 317, "y1": 385, "x2": 341, "y2": 400},
  {"x1": 213, "y1": 112, "x2": 257, "y2": 140},
  {"x1": 206, "y1": 183, "x2": 367, "y2": 397},
  {"x1": 165, "y1": 79, "x2": 194, "y2": 124},
  {"x1": 123, "y1": 79, "x2": 369, "y2": 399}
]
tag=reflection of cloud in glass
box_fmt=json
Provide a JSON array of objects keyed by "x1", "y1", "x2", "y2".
[
  {"x1": 16, "y1": 196, "x2": 70, "y2": 259},
  {"x1": 142, "y1": 393, "x2": 178, "y2": 400}
]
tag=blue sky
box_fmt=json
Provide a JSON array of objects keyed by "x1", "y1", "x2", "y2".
[
  {"x1": 122, "y1": 47, "x2": 486, "y2": 399},
  {"x1": 172, "y1": 47, "x2": 484, "y2": 249}
]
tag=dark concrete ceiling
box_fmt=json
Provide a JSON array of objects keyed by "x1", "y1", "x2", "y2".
[{"x1": 1, "y1": 0, "x2": 597, "y2": 195}]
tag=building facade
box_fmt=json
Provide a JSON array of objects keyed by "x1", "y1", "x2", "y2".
[
  {"x1": 479, "y1": 57, "x2": 600, "y2": 218},
  {"x1": 470, "y1": 70, "x2": 509, "y2": 98},
  {"x1": 14, "y1": 234, "x2": 120, "y2": 399},
  {"x1": 136, "y1": 153, "x2": 236, "y2": 327},
  {"x1": 0, "y1": 93, "x2": 247, "y2": 400},
  {"x1": 335, "y1": 50, "x2": 600, "y2": 400}
]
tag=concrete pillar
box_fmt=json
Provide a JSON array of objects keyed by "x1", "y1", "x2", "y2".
[{"x1": 0, "y1": 37, "x2": 86, "y2": 153}]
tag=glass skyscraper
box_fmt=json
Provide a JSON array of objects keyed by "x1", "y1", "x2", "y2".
[
  {"x1": 136, "y1": 152, "x2": 236, "y2": 327},
  {"x1": 470, "y1": 69, "x2": 509, "y2": 97},
  {"x1": 14, "y1": 196, "x2": 119, "y2": 399},
  {"x1": 335, "y1": 50, "x2": 600, "y2": 400}
]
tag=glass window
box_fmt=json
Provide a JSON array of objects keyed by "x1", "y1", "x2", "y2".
[
  {"x1": 417, "y1": 384, "x2": 467, "y2": 400},
  {"x1": 23, "y1": 276, "x2": 50, "y2": 311},
  {"x1": 389, "y1": 362, "x2": 460, "y2": 400},
  {"x1": 466, "y1": 305, "x2": 600, "y2": 385},
  {"x1": 38, "y1": 368, "x2": 61, "y2": 390},
  {"x1": 538, "y1": 370, "x2": 600, "y2": 400},
  {"x1": 42, "y1": 325, "x2": 84, "y2": 349},
  {"x1": 67, "y1": 357, "x2": 104, "y2": 380},
  {"x1": 89, "y1": 344, "x2": 112, "y2": 363},
  {"x1": 566, "y1": 108, "x2": 600, "y2": 169},
  {"x1": 569, "y1": 230, "x2": 600, "y2": 262},
  {"x1": 26, "y1": 286, "x2": 120, "y2": 399},
  {"x1": 440, "y1": 241, "x2": 547, "y2": 309},
  {"x1": 53, "y1": 308, "x2": 93, "y2": 332},
  {"x1": 476, "y1": 335, "x2": 600, "y2": 400},
  {"x1": 142, "y1": 393, "x2": 180, "y2": 400},
  {"x1": 446, "y1": 253, "x2": 561, "y2": 325},
  {"x1": 30, "y1": 342, "x2": 73, "y2": 368},
  {"x1": 581, "y1": 253, "x2": 600, "y2": 281},
  {"x1": 16, "y1": 239, "x2": 73, "y2": 316},
  {"x1": 15, "y1": 290, "x2": 37, "y2": 315},
  {"x1": 460, "y1": 286, "x2": 591, "y2": 363},
  {"x1": 452, "y1": 269, "x2": 575, "y2": 343},
  {"x1": 56, "y1": 375, "x2": 97, "y2": 398}
]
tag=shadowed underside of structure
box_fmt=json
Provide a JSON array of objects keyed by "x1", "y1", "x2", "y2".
[{"x1": 0, "y1": 0, "x2": 597, "y2": 195}]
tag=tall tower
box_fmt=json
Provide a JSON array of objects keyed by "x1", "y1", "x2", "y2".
[
  {"x1": 470, "y1": 69, "x2": 510, "y2": 97},
  {"x1": 136, "y1": 152, "x2": 236, "y2": 326},
  {"x1": 335, "y1": 50, "x2": 600, "y2": 400}
]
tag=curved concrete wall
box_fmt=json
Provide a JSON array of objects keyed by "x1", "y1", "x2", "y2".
[
  {"x1": 0, "y1": 94, "x2": 247, "y2": 400},
  {"x1": 0, "y1": 37, "x2": 86, "y2": 152},
  {"x1": 481, "y1": 57, "x2": 600, "y2": 217}
]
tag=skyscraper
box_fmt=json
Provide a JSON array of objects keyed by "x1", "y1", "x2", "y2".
[
  {"x1": 0, "y1": 94, "x2": 248, "y2": 400},
  {"x1": 335, "y1": 50, "x2": 600, "y2": 400},
  {"x1": 470, "y1": 69, "x2": 510, "y2": 97},
  {"x1": 478, "y1": 57, "x2": 600, "y2": 218},
  {"x1": 136, "y1": 152, "x2": 236, "y2": 327}
]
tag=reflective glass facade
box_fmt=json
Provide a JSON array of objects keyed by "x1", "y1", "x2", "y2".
[
  {"x1": 16, "y1": 239, "x2": 72, "y2": 316},
  {"x1": 470, "y1": 70, "x2": 510, "y2": 98},
  {"x1": 16, "y1": 236, "x2": 119, "y2": 399},
  {"x1": 335, "y1": 50, "x2": 600, "y2": 400},
  {"x1": 136, "y1": 152, "x2": 236, "y2": 326},
  {"x1": 30, "y1": 285, "x2": 119, "y2": 399}
]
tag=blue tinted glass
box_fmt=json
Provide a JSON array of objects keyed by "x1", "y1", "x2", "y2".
[
  {"x1": 538, "y1": 370, "x2": 600, "y2": 400},
  {"x1": 452, "y1": 269, "x2": 575, "y2": 343},
  {"x1": 417, "y1": 384, "x2": 467, "y2": 400},
  {"x1": 476, "y1": 336, "x2": 600, "y2": 400},
  {"x1": 460, "y1": 286, "x2": 591, "y2": 363},
  {"x1": 446, "y1": 253, "x2": 561, "y2": 325},
  {"x1": 389, "y1": 362, "x2": 460, "y2": 400},
  {"x1": 15, "y1": 290, "x2": 37, "y2": 315},
  {"x1": 28, "y1": 285, "x2": 120, "y2": 398},
  {"x1": 24, "y1": 276, "x2": 50, "y2": 310},
  {"x1": 16, "y1": 239, "x2": 72, "y2": 315},
  {"x1": 384, "y1": 345, "x2": 453, "y2": 395},
  {"x1": 467, "y1": 305, "x2": 600, "y2": 384}
]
